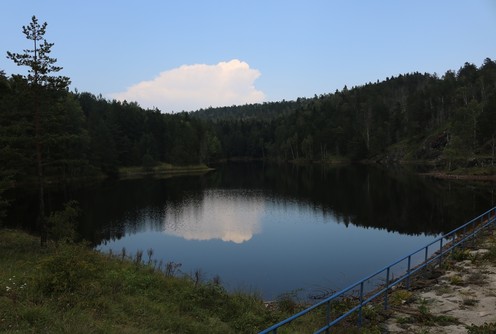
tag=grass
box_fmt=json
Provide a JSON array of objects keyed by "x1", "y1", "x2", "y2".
[
  {"x1": 0, "y1": 229, "x2": 284, "y2": 333},
  {"x1": 0, "y1": 227, "x2": 391, "y2": 333},
  {"x1": 4, "y1": 224, "x2": 494, "y2": 333}
]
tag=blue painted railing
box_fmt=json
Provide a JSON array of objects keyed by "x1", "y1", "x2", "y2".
[{"x1": 260, "y1": 206, "x2": 496, "y2": 334}]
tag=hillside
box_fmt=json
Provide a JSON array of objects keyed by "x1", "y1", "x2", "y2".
[{"x1": 191, "y1": 58, "x2": 496, "y2": 170}]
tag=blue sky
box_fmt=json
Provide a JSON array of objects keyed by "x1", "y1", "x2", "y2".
[{"x1": 2, "y1": 0, "x2": 496, "y2": 112}]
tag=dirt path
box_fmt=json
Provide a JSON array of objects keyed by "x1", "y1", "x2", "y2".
[{"x1": 385, "y1": 232, "x2": 496, "y2": 333}]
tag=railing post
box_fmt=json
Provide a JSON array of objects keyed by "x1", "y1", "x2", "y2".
[
  {"x1": 358, "y1": 282, "x2": 364, "y2": 327},
  {"x1": 384, "y1": 267, "x2": 390, "y2": 310},
  {"x1": 480, "y1": 216, "x2": 485, "y2": 237},
  {"x1": 439, "y1": 238, "x2": 443, "y2": 266},
  {"x1": 326, "y1": 301, "x2": 331, "y2": 333},
  {"x1": 406, "y1": 255, "x2": 411, "y2": 290},
  {"x1": 472, "y1": 221, "x2": 477, "y2": 248}
]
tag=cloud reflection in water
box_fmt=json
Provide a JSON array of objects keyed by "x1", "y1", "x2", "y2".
[{"x1": 162, "y1": 190, "x2": 264, "y2": 243}]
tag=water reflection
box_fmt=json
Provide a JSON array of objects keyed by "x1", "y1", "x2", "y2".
[
  {"x1": 4, "y1": 162, "x2": 496, "y2": 299},
  {"x1": 162, "y1": 190, "x2": 263, "y2": 243}
]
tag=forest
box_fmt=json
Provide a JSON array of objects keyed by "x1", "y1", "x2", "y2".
[
  {"x1": 196, "y1": 59, "x2": 496, "y2": 166},
  {"x1": 2, "y1": 58, "x2": 496, "y2": 186}
]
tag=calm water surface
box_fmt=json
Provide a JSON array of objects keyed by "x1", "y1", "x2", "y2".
[{"x1": 6, "y1": 163, "x2": 496, "y2": 300}]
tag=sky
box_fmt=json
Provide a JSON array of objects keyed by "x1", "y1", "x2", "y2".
[{"x1": 1, "y1": 0, "x2": 496, "y2": 113}]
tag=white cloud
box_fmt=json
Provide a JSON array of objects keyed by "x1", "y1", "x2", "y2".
[
  {"x1": 162, "y1": 190, "x2": 264, "y2": 244},
  {"x1": 109, "y1": 59, "x2": 265, "y2": 112}
]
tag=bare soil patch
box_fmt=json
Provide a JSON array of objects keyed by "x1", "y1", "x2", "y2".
[{"x1": 386, "y1": 232, "x2": 496, "y2": 333}]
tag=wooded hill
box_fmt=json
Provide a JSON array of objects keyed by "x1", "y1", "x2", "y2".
[
  {"x1": 193, "y1": 58, "x2": 496, "y2": 168},
  {"x1": 1, "y1": 58, "x2": 495, "y2": 186}
]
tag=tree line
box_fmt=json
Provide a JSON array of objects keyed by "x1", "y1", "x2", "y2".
[
  {"x1": 2, "y1": 58, "x2": 496, "y2": 185},
  {"x1": 197, "y1": 59, "x2": 496, "y2": 166},
  {"x1": 0, "y1": 74, "x2": 220, "y2": 183}
]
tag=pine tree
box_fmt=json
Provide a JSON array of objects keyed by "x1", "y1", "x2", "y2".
[{"x1": 7, "y1": 16, "x2": 70, "y2": 245}]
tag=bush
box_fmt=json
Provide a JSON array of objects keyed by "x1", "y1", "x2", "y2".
[
  {"x1": 47, "y1": 200, "x2": 80, "y2": 244},
  {"x1": 36, "y1": 243, "x2": 103, "y2": 295}
]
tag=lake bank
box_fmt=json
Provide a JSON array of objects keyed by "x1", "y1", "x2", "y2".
[
  {"x1": 0, "y1": 229, "x2": 283, "y2": 333},
  {"x1": 420, "y1": 171, "x2": 496, "y2": 182},
  {"x1": 2, "y1": 218, "x2": 495, "y2": 333},
  {"x1": 117, "y1": 163, "x2": 215, "y2": 179}
]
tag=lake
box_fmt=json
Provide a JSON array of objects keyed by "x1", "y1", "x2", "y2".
[{"x1": 5, "y1": 162, "x2": 496, "y2": 300}]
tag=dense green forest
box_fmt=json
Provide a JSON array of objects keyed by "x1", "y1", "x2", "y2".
[
  {"x1": 2, "y1": 58, "x2": 496, "y2": 186},
  {"x1": 194, "y1": 59, "x2": 496, "y2": 166},
  {"x1": 2, "y1": 58, "x2": 496, "y2": 184},
  {"x1": 0, "y1": 74, "x2": 221, "y2": 181}
]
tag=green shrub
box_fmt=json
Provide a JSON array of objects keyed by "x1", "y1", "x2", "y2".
[
  {"x1": 47, "y1": 200, "x2": 80, "y2": 244},
  {"x1": 275, "y1": 290, "x2": 301, "y2": 313},
  {"x1": 36, "y1": 243, "x2": 103, "y2": 295}
]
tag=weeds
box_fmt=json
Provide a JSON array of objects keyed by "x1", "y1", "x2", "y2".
[
  {"x1": 275, "y1": 289, "x2": 302, "y2": 314},
  {"x1": 462, "y1": 298, "x2": 478, "y2": 306},
  {"x1": 417, "y1": 298, "x2": 430, "y2": 320},
  {"x1": 146, "y1": 248, "x2": 154, "y2": 264},
  {"x1": 482, "y1": 244, "x2": 496, "y2": 263},
  {"x1": 448, "y1": 274, "x2": 464, "y2": 286},
  {"x1": 164, "y1": 261, "x2": 182, "y2": 277},
  {"x1": 467, "y1": 322, "x2": 496, "y2": 333},
  {"x1": 433, "y1": 284, "x2": 452, "y2": 296},
  {"x1": 451, "y1": 248, "x2": 471, "y2": 261},
  {"x1": 134, "y1": 249, "x2": 143, "y2": 264},
  {"x1": 466, "y1": 270, "x2": 486, "y2": 285},
  {"x1": 390, "y1": 289, "x2": 414, "y2": 306},
  {"x1": 193, "y1": 268, "x2": 205, "y2": 287},
  {"x1": 395, "y1": 298, "x2": 458, "y2": 327}
]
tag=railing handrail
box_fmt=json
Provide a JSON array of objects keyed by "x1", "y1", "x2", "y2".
[{"x1": 260, "y1": 206, "x2": 496, "y2": 333}]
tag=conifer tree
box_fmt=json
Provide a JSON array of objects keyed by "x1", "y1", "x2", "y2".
[{"x1": 7, "y1": 16, "x2": 70, "y2": 245}]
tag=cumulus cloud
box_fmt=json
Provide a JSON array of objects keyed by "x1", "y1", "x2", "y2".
[{"x1": 110, "y1": 59, "x2": 265, "y2": 112}]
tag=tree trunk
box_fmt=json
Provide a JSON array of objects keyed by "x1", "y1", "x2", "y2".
[
  {"x1": 35, "y1": 88, "x2": 47, "y2": 246},
  {"x1": 492, "y1": 135, "x2": 495, "y2": 167}
]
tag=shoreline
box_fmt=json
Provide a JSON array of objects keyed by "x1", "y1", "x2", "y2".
[
  {"x1": 419, "y1": 171, "x2": 496, "y2": 182},
  {"x1": 117, "y1": 164, "x2": 215, "y2": 179}
]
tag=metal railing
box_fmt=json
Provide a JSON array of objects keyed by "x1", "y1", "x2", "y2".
[{"x1": 260, "y1": 206, "x2": 496, "y2": 334}]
